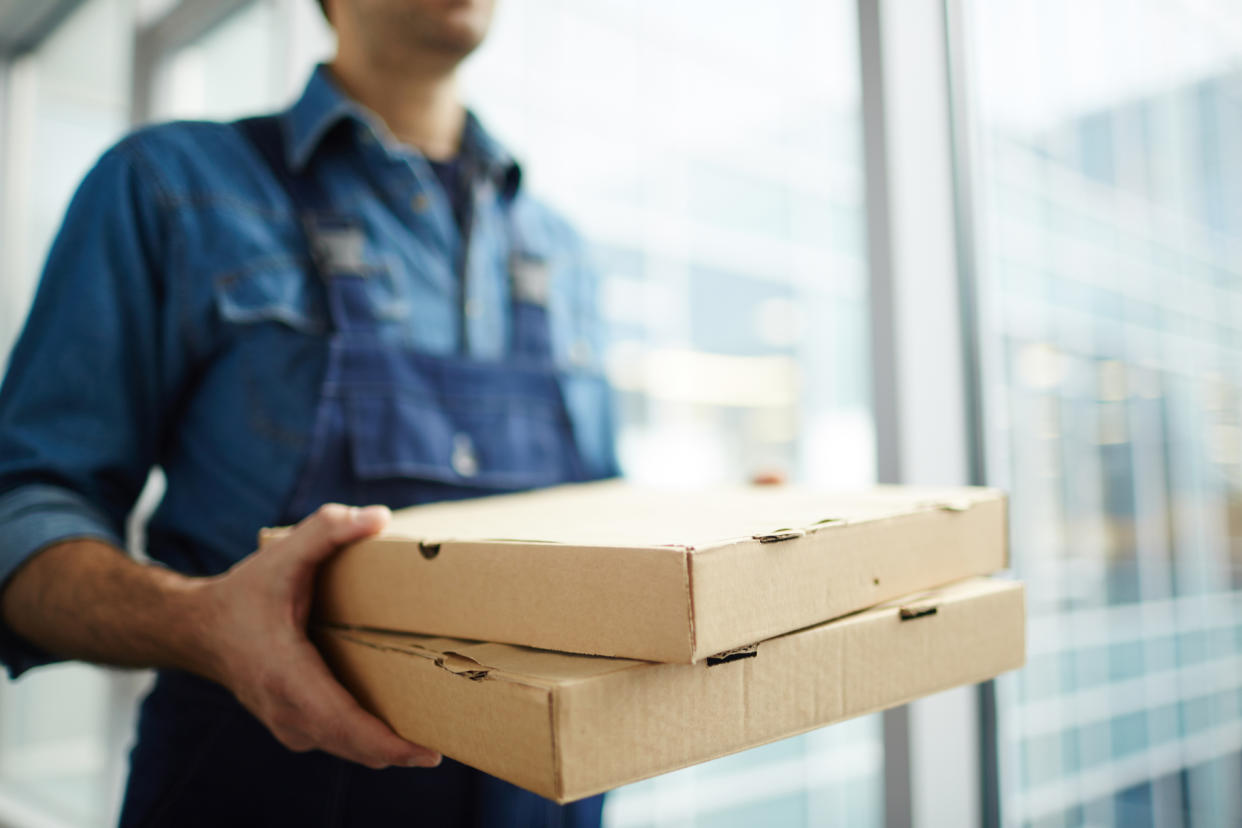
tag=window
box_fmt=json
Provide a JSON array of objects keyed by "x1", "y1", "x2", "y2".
[
  {"x1": 464, "y1": 1, "x2": 874, "y2": 495},
  {"x1": 964, "y1": 1, "x2": 1242, "y2": 824},
  {"x1": 0, "y1": 3, "x2": 139, "y2": 824},
  {"x1": 152, "y1": 0, "x2": 282, "y2": 121},
  {"x1": 148, "y1": 0, "x2": 334, "y2": 122}
]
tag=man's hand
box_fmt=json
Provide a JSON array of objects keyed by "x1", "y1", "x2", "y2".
[
  {"x1": 195, "y1": 503, "x2": 441, "y2": 770},
  {"x1": 1, "y1": 503, "x2": 440, "y2": 770}
]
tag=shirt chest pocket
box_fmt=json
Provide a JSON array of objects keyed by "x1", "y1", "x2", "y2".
[
  {"x1": 212, "y1": 259, "x2": 412, "y2": 335},
  {"x1": 214, "y1": 261, "x2": 326, "y2": 335}
]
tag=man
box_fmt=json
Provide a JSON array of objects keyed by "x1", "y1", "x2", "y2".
[{"x1": 0, "y1": 0, "x2": 617, "y2": 824}]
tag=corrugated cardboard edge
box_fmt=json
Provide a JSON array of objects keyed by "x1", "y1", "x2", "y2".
[
  {"x1": 1002, "y1": 491, "x2": 1012, "y2": 569},
  {"x1": 687, "y1": 492, "x2": 1009, "y2": 661},
  {"x1": 552, "y1": 578, "x2": 1026, "y2": 802},
  {"x1": 275, "y1": 486, "x2": 1007, "y2": 666},
  {"x1": 685, "y1": 548, "x2": 697, "y2": 659},
  {"x1": 323, "y1": 578, "x2": 1025, "y2": 803},
  {"x1": 262, "y1": 527, "x2": 698, "y2": 661},
  {"x1": 314, "y1": 537, "x2": 698, "y2": 662},
  {"x1": 318, "y1": 628, "x2": 564, "y2": 800},
  {"x1": 549, "y1": 692, "x2": 564, "y2": 803}
]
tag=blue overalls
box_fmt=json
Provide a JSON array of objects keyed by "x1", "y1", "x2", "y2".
[{"x1": 116, "y1": 116, "x2": 609, "y2": 827}]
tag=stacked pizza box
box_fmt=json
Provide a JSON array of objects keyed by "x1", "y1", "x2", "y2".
[{"x1": 265, "y1": 480, "x2": 1024, "y2": 803}]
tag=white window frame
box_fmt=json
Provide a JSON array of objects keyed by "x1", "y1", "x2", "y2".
[{"x1": 856, "y1": 0, "x2": 993, "y2": 826}]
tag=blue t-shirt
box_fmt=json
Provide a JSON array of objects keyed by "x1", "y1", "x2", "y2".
[{"x1": 427, "y1": 156, "x2": 469, "y2": 233}]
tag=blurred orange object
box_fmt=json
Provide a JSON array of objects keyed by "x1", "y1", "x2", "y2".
[{"x1": 750, "y1": 469, "x2": 787, "y2": 486}]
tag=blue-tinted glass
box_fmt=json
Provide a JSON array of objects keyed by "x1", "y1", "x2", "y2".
[
  {"x1": 1060, "y1": 728, "x2": 1080, "y2": 777},
  {"x1": 1076, "y1": 647, "x2": 1111, "y2": 691},
  {"x1": 1023, "y1": 654, "x2": 1060, "y2": 700},
  {"x1": 1180, "y1": 696, "x2": 1214, "y2": 735},
  {"x1": 687, "y1": 266, "x2": 792, "y2": 357},
  {"x1": 705, "y1": 793, "x2": 807, "y2": 828},
  {"x1": 1178, "y1": 630, "x2": 1209, "y2": 667},
  {"x1": 697, "y1": 735, "x2": 806, "y2": 779},
  {"x1": 1059, "y1": 650, "x2": 1079, "y2": 693},
  {"x1": 1148, "y1": 704, "x2": 1180, "y2": 746},
  {"x1": 1110, "y1": 712, "x2": 1148, "y2": 758},
  {"x1": 1079, "y1": 721, "x2": 1112, "y2": 770},
  {"x1": 1023, "y1": 732, "x2": 1063, "y2": 788},
  {"x1": 1108, "y1": 641, "x2": 1144, "y2": 682},
  {"x1": 1113, "y1": 782, "x2": 1155, "y2": 828},
  {"x1": 970, "y1": 2, "x2": 1242, "y2": 824}
]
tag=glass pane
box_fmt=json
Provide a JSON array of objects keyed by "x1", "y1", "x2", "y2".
[
  {"x1": 0, "y1": 0, "x2": 133, "y2": 366},
  {"x1": 149, "y1": 0, "x2": 334, "y2": 121},
  {"x1": 153, "y1": 0, "x2": 281, "y2": 121},
  {"x1": 464, "y1": 0, "x2": 873, "y2": 491},
  {"x1": 964, "y1": 1, "x2": 1242, "y2": 825},
  {"x1": 0, "y1": 4, "x2": 148, "y2": 826}
]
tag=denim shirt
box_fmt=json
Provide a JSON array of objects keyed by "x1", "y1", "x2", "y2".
[{"x1": 0, "y1": 66, "x2": 618, "y2": 677}]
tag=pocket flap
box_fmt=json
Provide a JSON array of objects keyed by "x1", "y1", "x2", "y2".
[{"x1": 214, "y1": 262, "x2": 323, "y2": 333}]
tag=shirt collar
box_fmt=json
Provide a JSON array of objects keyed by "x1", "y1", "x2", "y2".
[
  {"x1": 283, "y1": 64, "x2": 523, "y2": 198},
  {"x1": 460, "y1": 110, "x2": 523, "y2": 199}
]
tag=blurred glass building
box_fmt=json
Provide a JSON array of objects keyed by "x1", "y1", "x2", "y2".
[
  {"x1": 0, "y1": 0, "x2": 1239, "y2": 826},
  {"x1": 968, "y1": 1, "x2": 1242, "y2": 825}
]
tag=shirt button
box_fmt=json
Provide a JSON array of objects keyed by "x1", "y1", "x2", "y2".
[
  {"x1": 464, "y1": 299, "x2": 481, "y2": 319},
  {"x1": 411, "y1": 193, "x2": 431, "y2": 213},
  {"x1": 451, "y1": 432, "x2": 479, "y2": 478}
]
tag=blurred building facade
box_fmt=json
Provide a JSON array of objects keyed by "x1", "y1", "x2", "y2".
[
  {"x1": 967, "y1": 2, "x2": 1242, "y2": 825},
  {"x1": 0, "y1": 0, "x2": 1239, "y2": 826}
]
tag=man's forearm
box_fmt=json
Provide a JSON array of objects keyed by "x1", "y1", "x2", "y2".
[
  {"x1": 0, "y1": 540, "x2": 219, "y2": 679},
  {"x1": 0, "y1": 507, "x2": 438, "y2": 768}
]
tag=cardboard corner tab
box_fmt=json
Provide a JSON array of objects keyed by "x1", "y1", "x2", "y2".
[
  {"x1": 280, "y1": 480, "x2": 1009, "y2": 663},
  {"x1": 318, "y1": 577, "x2": 1026, "y2": 803}
]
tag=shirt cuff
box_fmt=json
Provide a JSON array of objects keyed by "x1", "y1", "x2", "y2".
[{"x1": 0, "y1": 484, "x2": 124, "y2": 677}]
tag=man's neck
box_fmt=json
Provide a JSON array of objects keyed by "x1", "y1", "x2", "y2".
[{"x1": 328, "y1": 52, "x2": 466, "y2": 161}]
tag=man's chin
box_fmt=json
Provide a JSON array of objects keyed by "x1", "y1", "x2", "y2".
[
  {"x1": 425, "y1": 5, "x2": 491, "y2": 54},
  {"x1": 434, "y1": 31, "x2": 488, "y2": 55},
  {"x1": 416, "y1": 26, "x2": 487, "y2": 58}
]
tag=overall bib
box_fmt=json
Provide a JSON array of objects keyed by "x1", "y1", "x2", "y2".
[{"x1": 117, "y1": 117, "x2": 607, "y2": 827}]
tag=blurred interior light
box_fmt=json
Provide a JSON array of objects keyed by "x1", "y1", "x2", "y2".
[
  {"x1": 1097, "y1": 360, "x2": 1127, "y2": 402},
  {"x1": 754, "y1": 296, "x2": 805, "y2": 348},
  {"x1": 606, "y1": 344, "x2": 800, "y2": 409},
  {"x1": 1017, "y1": 343, "x2": 1067, "y2": 391},
  {"x1": 1096, "y1": 402, "x2": 1129, "y2": 445},
  {"x1": 1209, "y1": 425, "x2": 1242, "y2": 465},
  {"x1": 1131, "y1": 365, "x2": 1164, "y2": 400}
]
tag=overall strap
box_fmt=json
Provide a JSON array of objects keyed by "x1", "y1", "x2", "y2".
[
  {"x1": 237, "y1": 115, "x2": 371, "y2": 334},
  {"x1": 501, "y1": 200, "x2": 559, "y2": 362}
]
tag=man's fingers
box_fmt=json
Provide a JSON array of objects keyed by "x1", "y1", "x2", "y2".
[
  {"x1": 279, "y1": 503, "x2": 391, "y2": 565},
  {"x1": 245, "y1": 504, "x2": 432, "y2": 769},
  {"x1": 325, "y1": 692, "x2": 441, "y2": 769},
  {"x1": 297, "y1": 650, "x2": 440, "y2": 768}
]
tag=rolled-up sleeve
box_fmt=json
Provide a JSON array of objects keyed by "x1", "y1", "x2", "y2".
[{"x1": 0, "y1": 137, "x2": 175, "y2": 677}]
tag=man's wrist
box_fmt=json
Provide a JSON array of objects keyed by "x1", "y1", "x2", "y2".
[
  {"x1": 0, "y1": 539, "x2": 233, "y2": 679},
  {"x1": 163, "y1": 572, "x2": 229, "y2": 684}
]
